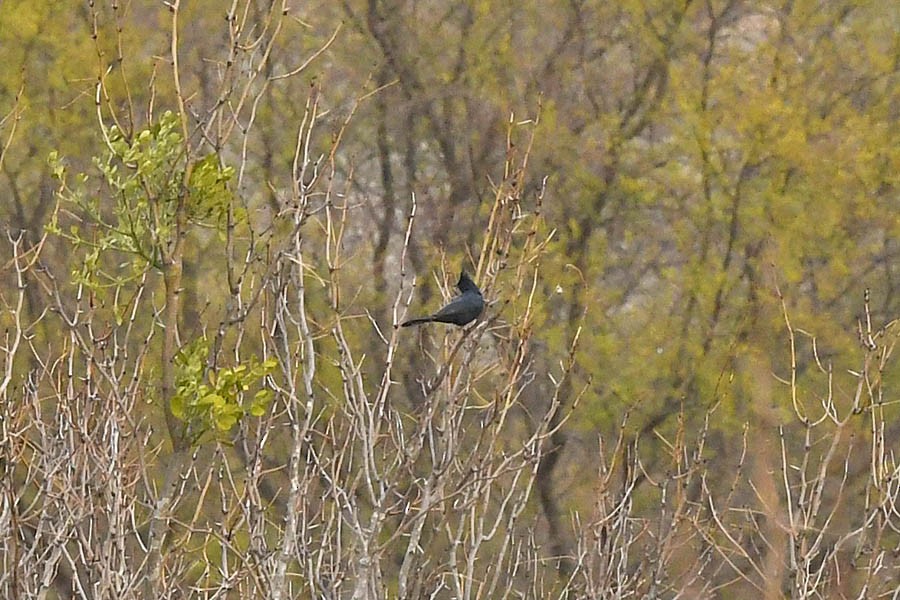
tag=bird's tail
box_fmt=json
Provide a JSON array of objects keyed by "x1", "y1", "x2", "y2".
[{"x1": 401, "y1": 316, "x2": 434, "y2": 327}]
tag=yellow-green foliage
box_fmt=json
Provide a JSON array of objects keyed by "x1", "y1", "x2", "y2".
[
  {"x1": 47, "y1": 111, "x2": 233, "y2": 286},
  {"x1": 173, "y1": 336, "x2": 275, "y2": 445}
]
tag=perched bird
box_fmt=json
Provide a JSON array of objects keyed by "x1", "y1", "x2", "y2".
[{"x1": 401, "y1": 271, "x2": 484, "y2": 328}]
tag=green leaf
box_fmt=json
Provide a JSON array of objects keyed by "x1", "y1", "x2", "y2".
[
  {"x1": 250, "y1": 389, "x2": 273, "y2": 417},
  {"x1": 214, "y1": 410, "x2": 239, "y2": 432}
]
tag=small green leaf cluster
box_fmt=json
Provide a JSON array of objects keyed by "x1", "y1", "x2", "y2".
[
  {"x1": 172, "y1": 337, "x2": 276, "y2": 445},
  {"x1": 47, "y1": 111, "x2": 234, "y2": 287},
  {"x1": 188, "y1": 152, "x2": 236, "y2": 226}
]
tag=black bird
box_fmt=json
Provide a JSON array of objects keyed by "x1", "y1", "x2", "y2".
[{"x1": 401, "y1": 272, "x2": 484, "y2": 328}]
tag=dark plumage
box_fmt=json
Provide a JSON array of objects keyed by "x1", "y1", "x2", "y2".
[{"x1": 401, "y1": 272, "x2": 484, "y2": 328}]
